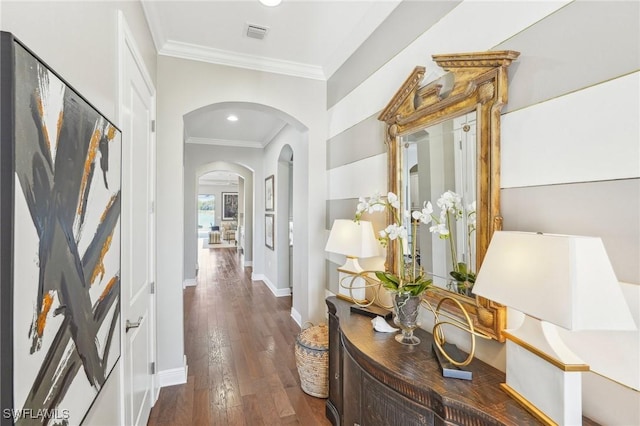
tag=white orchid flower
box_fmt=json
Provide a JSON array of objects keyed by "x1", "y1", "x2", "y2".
[
  {"x1": 356, "y1": 197, "x2": 369, "y2": 215},
  {"x1": 467, "y1": 200, "x2": 476, "y2": 213},
  {"x1": 372, "y1": 203, "x2": 386, "y2": 213},
  {"x1": 439, "y1": 209, "x2": 448, "y2": 223},
  {"x1": 467, "y1": 201, "x2": 477, "y2": 226},
  {"x1": 356, "y1": 192, "x2": 388, "y2": 216},
  {"x1": 437, "y1": 190, "x2": 463, "y2": 214},
  {"x1": 429, "y1": 223, "x2": 449, "y2": 237},
  {"x1": 412, "y1": 201, "x2": 433, "y2": 224},
  {"x1": 387, "y1": 192, "x2": 400, "y2": 209},
  {"x1": 369, "y1": 192, "x2": 383, "y2": 204},
  {"x1": 384, "y1": 224, "x2": 407, "y2": 241}
]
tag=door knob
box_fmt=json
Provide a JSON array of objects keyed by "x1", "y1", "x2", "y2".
[{"x1": 126, "y1": 316, "x2": 143, "y2": 332}]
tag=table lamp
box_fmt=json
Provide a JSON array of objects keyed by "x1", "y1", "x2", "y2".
[
  {"x1": 325, "y1": 219, "x2": 379, "y2": 302},
  {"x1": 473, "y1": 231, "x2": 636, "y2": 425}
]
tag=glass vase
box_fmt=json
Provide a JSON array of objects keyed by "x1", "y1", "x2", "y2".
[{"x1": 392, "y1": 290, "x2": 421, "y2": 345}]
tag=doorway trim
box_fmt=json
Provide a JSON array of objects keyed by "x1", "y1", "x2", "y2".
[{"x1": 117, "y1": 10, "x2": 159, "y2": 423}]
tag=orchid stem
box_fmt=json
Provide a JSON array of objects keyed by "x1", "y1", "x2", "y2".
[
  {"x1": 412, "y1": 219, "x2": 417, "y2": 282},
  {"x1": 446, "y1": 212, "x2": 458, "y2": 273}
]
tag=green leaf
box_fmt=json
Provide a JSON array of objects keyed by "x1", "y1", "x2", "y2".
[
  {"x1": 403, "y1": 278, "x2": 432, "y2": 296},
  {"x1": 449, "y1": 271, "x2": 465, "y2": 282},
  {"x1": 450, "y1": 268, "x2": 477, "y2": 285},
  {"x1": 375, "y1": 271, "x2": 400, "y2": 291}
]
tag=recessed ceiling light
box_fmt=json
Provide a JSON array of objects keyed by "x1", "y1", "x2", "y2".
[
  {"x1": 259, "y1": 0, "x2": 282, "y2": 7},
  {"x1": 227, "y1": 114, "x2": 238, "y2": 122}
]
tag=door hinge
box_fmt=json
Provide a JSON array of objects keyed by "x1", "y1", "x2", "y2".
[
  {"x1": 151, "y1": 120, "x2": 156, "y2": 132},
  {"x1": 150, "y1": 282, "x2": 155, "y2": 294},
  {"x1": 150, "y1": 201, "x2": 155, "y2": 214},
  {"x1": 150, "y1": 362, "x2": 156, "y2": 375}
]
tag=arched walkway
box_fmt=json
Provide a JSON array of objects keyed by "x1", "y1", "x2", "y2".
[{"x1": 182, "y1": 101, "x2": 314, "y2": 327}]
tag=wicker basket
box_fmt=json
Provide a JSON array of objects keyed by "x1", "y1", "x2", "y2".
[{"x1": 295, "y1": 323, "x2": 329, "y2": 398}]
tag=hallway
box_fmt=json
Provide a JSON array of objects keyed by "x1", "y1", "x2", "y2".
[{"x1": 148, "y1": 246, "x2": 329, "y2": 425}]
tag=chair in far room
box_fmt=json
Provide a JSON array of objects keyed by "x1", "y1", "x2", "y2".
[{"x1": 209, "y1": 226, "x2": 221, "y2": 244}]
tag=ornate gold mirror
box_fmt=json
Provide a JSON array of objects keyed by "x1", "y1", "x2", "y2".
[{"x1": 378, "y1": 51, "x2": 519, "y2": 341}]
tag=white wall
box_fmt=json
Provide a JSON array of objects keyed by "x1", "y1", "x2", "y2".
[
  {"x1": 276, "y1": 149, "x2": 293, "y2": 292},
  {"x1": 1, "y1": 1, "x2": 156, "y2": 423},
  {"x1": 1, "y1": 1, "x2": 156, "y2": 124},
  {"x1": 260, "y1": 128, "x2": 307, "y2": 315},
  {"x1": 156, "y1": 55, "x2": 327, "y2": 376}
]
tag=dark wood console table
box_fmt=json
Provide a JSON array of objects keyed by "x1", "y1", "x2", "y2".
[{"x1": 326, "y1": 297, "x2": 599, "y2": 426}]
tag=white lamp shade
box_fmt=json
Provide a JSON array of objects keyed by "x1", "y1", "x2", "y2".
[
  {"x1": 325, "y1": 219, "x2": 380, "y2": 258},
  {"x1": 473, "y1": 231, "x2": 636, "y2": 331}
]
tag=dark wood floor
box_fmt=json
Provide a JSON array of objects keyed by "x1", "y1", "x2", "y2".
[{"x1": 148, "y1": 246, "x2": 330, "y2": 426}]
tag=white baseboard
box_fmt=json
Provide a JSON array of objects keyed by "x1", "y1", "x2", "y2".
[
  {"x1": 291, "y1": 307, "x2": 302, "y2": 327},
  {"x1": 183, "y1": 279, "x2": 197, "y2": 289},
  {"x1": 262, "y1": 275, "x2": 291, "y2": 297},
  {"x1": 251, "y1": 273, "x2": 291, "y2": 297},
  {"x1": 157, "y1": 355, "x2": 188, "y2": 388},
  {"x1": 244, "y1": 261, "x2": 253, "y2": 266}
]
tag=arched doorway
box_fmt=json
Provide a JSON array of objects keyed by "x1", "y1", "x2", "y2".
[
  {"x1": 181, "y1": 102, "x2": 310, "y2": 324},
  {"x1": 184, "y1": 162, "x2": 253, "y2": 285}
]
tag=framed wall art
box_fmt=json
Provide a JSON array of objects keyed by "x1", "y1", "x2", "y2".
[
  {"x1": 265, "y1": 174, "x2": 274, "y2": 211},
  {"x1": 222, "y1": 192, "x2": 238, "y2": 220},
  {"x1": 1, "y1": 32, "x2": 121, "y2": 426},
  {"x1": 265, "y1": 214, "x2": 274, "y2": 250}
]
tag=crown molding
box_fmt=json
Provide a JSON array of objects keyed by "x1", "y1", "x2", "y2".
[
  {"x1": 159, "y1": 40, "x2": 326, "y2": 81},
  {"x1": 186, "y1": 137, "x2": 263, "y2": 149},
  {"x1": 140, "y1": 1, "x2": 167, "y2": 53}
]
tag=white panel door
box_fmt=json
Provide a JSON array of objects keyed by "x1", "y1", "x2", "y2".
[{"x1": 119, "y1": 15, "x2": 156, "y2": 426}]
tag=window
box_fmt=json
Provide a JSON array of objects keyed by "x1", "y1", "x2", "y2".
[{"x1": 198, "y1": 194, "x2": 215, "y2": 230}]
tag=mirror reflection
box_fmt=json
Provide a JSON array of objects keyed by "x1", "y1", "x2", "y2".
[{"x1": 401, "y1": 112, "x2": 477, "y2": 296}]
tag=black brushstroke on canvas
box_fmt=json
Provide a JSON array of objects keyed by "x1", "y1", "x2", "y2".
[{"x1": 10, "y1": 41, "x2": 121, "y2": 425}]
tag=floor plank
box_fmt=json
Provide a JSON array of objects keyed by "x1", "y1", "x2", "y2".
[{"x1": 148, "y1": 244, "x2": 330, "y2": 425}]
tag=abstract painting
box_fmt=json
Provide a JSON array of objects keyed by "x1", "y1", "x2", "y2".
[
  {"x1": 222, "y1": 192, "x2": 238, "y2": 220},
  {"x1": 0, "y1": 32, "x2": 121, "y2": 425}
]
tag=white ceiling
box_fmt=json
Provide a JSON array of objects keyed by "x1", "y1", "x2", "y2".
[
  {"x1": 143, "y1": 0, "x2": 400, "y2": 183},
  {"x1": 142, "y1": 0, "x2": 401, "y2": 80},
  {"x1": 199, "y1": 171, "x2": 239, "y2": 187},
  {"x1": 184, "y1": 103, "x2": 288, "y2": 148}
]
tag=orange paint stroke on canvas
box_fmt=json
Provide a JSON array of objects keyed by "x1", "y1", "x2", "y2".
[
  {"x1": 35, "y1": 96, "x2": 51, "y2": 152},
  {"x1": 106, "y1": 125, "x2": 117, "y2": 142},
  {"x1": 36, "y1": 292, "x2": 54, "y2": 337},
  {"x1": 91, "y1": 195, "x2": 119, "y2": 285},
  {"x1": 56, "y1": 109, "x2": 64, "y2": 146},
  {"x1": 90, "y1": 233, "x2": 113, "y2": 285},
  {"x1": 99, "y1": 275, "x2": 119, "y2": 302},
  {"x1": 77, "y1": 127, "x2": 102, "y2": 215},
  {"x1": 100, "y1": 194, "x2": 118, "y2": 223}
]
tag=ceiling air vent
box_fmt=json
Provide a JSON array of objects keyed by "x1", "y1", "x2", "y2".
[{"x1": 246, "y1": 23, "x2": 268, "y2": 40}]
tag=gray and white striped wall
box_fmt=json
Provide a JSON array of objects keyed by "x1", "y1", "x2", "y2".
[{"x1": 325, "y1": 2, "x2": 639, "y2": 424}]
